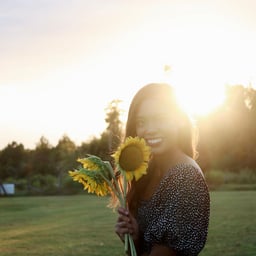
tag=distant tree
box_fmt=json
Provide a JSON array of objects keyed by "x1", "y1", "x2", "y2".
[
  {"x1": 55, "y1": 135, "x2": 77, "y2": 166},
  {"x1": 104, "y1": 99, "x2": 124, "y2": 152},
  {"x1": 77, "y1": 99, "x2": 124, "y2": 163},
  {"x1": 0, "y1": 141, "x2": 27, "y2": 180},
  {"x1": 78, "y1": 132, "x2": 111, "y2": 162},
  {"x1": 31, "y1": 136, "x2": 54, "y2": 175},
  {"x1": 54, "y1": 135, "x2": 77, "y2": 188},
  {"x1": 197, "y1": 84, "x2": 256, "y2": 172},
  {"x1": 245, "y1": 85, "x2": 256, "y2": 168}
]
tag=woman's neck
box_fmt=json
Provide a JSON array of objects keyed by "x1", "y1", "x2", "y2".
[{"x1": 152, "y1": 148, "x2": 185, "y2": 176}]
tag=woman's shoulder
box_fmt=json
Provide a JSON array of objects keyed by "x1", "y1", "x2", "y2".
[
  {"x1": 157, "y1": 160, "x2": 209, "y2": 204},
  {"x1": 168, "y1": 154, "x2": 203, "y2": 175},
  {"x1": 162, "y1": 158, "x2": 206, "y2": 188}
]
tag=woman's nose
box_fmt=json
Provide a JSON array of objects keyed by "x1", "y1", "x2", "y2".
[{"x1": 144, "y1": 120, "x2": 157, "y2": 134}]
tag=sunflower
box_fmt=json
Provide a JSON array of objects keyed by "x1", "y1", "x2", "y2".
[
  {"x1": 68, "y1": 156, "x2": 111, "y2": 196},
  {"x1": 112, "y1": 136, "x2": 151, "y2": 181},
  {"x1": 68, "y1": 139, "x2": 148, "y2": 256}
]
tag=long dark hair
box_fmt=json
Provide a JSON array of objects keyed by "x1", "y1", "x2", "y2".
[{"x1": 110, "y1": 83, "x2": 198, "y2": 213}]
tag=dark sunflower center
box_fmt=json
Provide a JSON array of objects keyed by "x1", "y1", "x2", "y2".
[{"x1": 119, "y1": 145, "x2": 144, "y2": 172}]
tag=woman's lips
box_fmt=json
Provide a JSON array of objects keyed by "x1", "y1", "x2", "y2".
[{"x1": 146, "y1": 138, "x2": 163, "y2": 146}]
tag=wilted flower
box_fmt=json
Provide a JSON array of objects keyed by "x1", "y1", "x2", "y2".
[{"x1": 69, "y1": 155, "x2": 112, "y2": 196}]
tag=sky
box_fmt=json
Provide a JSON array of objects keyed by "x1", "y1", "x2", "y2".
[{"x1": 0, "y1": 0, "x2": 256, "y2": 150}]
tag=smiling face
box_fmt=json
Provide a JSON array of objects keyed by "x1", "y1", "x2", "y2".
[{"x1": 135, "y1": 98, "x2": 180, "y2": 156}]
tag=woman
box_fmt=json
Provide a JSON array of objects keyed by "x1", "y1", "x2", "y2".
[{"x1": 114, "y1": 83, "x2": 210, "y2": 256}]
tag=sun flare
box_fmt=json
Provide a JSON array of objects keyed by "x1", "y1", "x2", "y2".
[{"x1": 173, "y1": 79, "x2": 226, "y2": 117}]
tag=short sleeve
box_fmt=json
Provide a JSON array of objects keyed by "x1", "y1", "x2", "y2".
[{"x1": 141, "y1": 164, "x2": 210, "y2": 256}]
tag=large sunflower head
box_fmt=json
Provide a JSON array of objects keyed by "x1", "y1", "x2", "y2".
[{"x1": 112, "y1": 136, "x2": 151, "y2": 181}]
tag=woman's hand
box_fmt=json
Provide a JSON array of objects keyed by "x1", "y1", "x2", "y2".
[{"x1": 115, "y1": 207, "x2": 139, "y2": 243}]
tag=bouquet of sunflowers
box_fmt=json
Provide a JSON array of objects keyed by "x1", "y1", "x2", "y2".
[{"x1": 69, "y1": 136, "x2": 151, "y2": 256}]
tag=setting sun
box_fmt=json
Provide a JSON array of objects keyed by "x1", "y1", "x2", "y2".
[
  {"x1": 174, "y1": 83, "x2": 226, "y2": 117},
  {"x1": 167, "y1": 64, "x2": 228, "y2": 117}
]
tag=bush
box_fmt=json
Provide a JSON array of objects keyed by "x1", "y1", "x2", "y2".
[
  {"x1": 224, "y1": 168, "x2": 256, "y2": 184},
  {"x1": 206, "y1": 168, "x2": 256, "y2": 191},
  {"x1": 61, "y1": 173, "x2": 84, "y2": 195},
  {"x1": 205, "y1": 169, "x2": 225, "y2": 190},
  {"x1": 25, "y1": 174, "x2": 59, "y2": 195}
]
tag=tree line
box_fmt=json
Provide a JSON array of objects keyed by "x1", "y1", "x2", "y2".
[
  {"x1": 0, "y1": 85, "x2": 256, "y2": 195},
  {"x1": 0, "y1": 100, "x2": 123, "y2": 195}
]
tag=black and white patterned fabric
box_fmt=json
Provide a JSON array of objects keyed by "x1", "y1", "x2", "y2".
[{"x1": 137, "y1": 163, "x2": 210, "y2": 256}]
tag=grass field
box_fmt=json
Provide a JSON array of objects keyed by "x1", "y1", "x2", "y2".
[{"x1": 0, "y1": 191, "x2": 255, "y2": 256}]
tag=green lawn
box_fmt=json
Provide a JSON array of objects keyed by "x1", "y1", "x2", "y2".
[{"x1": 0, "y1": 191, "x2": 255, "y2": 256}]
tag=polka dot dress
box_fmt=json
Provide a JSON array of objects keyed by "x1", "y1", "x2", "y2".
[{"x1": 137, "y1": 163, "x2": 210, "y2": 256}]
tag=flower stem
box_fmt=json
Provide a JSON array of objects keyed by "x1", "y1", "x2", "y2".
[
  {"x1": 98, "y1": 172, "x2": 123, "y2": 204},
  {"x1": 105, "y1": 161, "x2": 124, "y2": 204},
  {"x1": 124, "y1": 233, "x2": 129, "y2": 253},
  {"x1": 122, "y1": 174, "x2": 127, "y2": 207},
  {"x1": 129, "y1": 235, "x2": 137, "y2": 256},
  {"x1": 122, "y1": 174, "x2": 133, "y2": 255}
]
